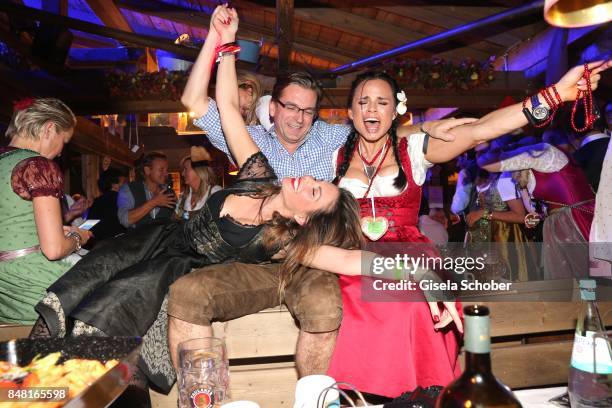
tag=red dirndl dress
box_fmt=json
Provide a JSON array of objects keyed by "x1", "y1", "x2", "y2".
[{"x1": 327, "y1": 138, "x2": 461, "y2": 397}]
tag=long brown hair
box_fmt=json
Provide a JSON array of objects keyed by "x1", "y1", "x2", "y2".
[{"x1": 247, "y1": 183, "x2": 363, "y2": 294}]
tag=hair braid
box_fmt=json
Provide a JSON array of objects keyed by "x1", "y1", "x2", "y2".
[
  {"x1": 333, "y1": 129, "x2": 358, "y2": 184},
  {"x1": 390, "y1": 121, "x2": 407, "y2": 190}
]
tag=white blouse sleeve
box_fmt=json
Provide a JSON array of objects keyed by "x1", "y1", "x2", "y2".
[
  {"x1": 496, "y1": 173, "x2": 519, "y2": 202},
  {"x1": 407, "y1": 133, "x2": 434, "y2": 186},
  {"x1": 331, "y1": 148, "x2": 339, "y2": 175},
  {"x1": 499, "y1": 143, "x2": 568, "y2": 173},
  {"x1": 451, "y1": 169, "x2": 473, "y2": 214}
]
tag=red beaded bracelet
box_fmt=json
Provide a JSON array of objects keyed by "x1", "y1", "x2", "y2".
[
  {"x1": 522, "y1": 84, "x2": 563, "y2": 128},
  {"x1": 215, "y1": 42, "x2": 241, "y2": 63}
]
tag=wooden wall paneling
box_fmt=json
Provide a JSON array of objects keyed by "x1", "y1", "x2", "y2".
[
  {"x1": 150, "y1": 362, "x2": 298, "y2": 408},
  {"x1": 212, "y1": 307, "x2": 298, "y2": 359},
  {"x1": 81, "y1": 153, "x2": 100, "y2": 199},
  {"x1": 460, "y1": 341, "x2": 574, "y2": 389},
  {"x1": 276, "y1": 0, "x2": 294, "y2": 74},
  {"x1": 71, "y1": 117, "x2": 137, "y2": 168}
]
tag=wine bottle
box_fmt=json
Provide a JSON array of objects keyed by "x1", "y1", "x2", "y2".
[
  {"x1": 568, "y1": 279, "x2": 612, "y2": 408},
  {"x1": 436, "y1": 304, "x2": 522, "y2": 408}
]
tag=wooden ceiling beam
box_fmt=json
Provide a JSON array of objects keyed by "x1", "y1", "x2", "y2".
[
  {"x1": 308, "y1": 0, "x2": 546, "y2": 63},
  {"x1": 70, "y1": 33, "x2": 117, "y2": 48},
  {"x1": 114, "y1": 0, "x2": 359, "y2": 64},
  {"x1": 399, "y1": 5, "x2": 524, "y2": 48},
  {"x1": 276, "y1": 0, "x2": 294, "y2": 73},
  {"x1": 292, "y1": 7, "x2": 421, "y2": 48},
  {"x1": 0, "y1": 2, "x2": 199, "y2": 60},
  {"x1": 41, "y1": 0, "x2": 67, "y2": 15},
  {"x1": 85, "y1": 0, "x2": 133, "y2": 32},
  {"x1": 0, "y1": 24, "x2": 66, "y2": 75}
]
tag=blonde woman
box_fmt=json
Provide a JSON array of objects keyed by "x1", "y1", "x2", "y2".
[
  {"x1": 177, "y1": 146, "x2": 222, "y2": 219},
  {"x1": 237, "y1": 70, "x2": 263, "y2": 125},
  {"x1": 0, "y1": 98, "x2": 91, "y2": 325}
]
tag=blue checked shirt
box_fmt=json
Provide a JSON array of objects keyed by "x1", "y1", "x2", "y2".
[{"x1": 193, "y1": 99, "x2": 351, "y2": 181}]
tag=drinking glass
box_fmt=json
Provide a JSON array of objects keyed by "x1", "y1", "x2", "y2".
[{"x1": 177, "y1": 337, "x2": 229, "y2": 408}]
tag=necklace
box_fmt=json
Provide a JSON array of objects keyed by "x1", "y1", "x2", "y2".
[
  {"x1": 571, "y1": 63, "x2": 596, "y2": 132},
  {"x1": 358, "y1": 137, "x2": 390, "y2": 180},
  {"x1": 358, "y1": 138, "x2": 392, "y2": 241}
]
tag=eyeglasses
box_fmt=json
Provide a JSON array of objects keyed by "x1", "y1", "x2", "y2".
[{"x1": 275, "y1": 99, "x2": 316, "y2": 117}]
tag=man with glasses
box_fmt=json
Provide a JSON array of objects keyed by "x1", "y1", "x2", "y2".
[{"x1": 192, "y1": 72, "x2": 351, "y2": 180}]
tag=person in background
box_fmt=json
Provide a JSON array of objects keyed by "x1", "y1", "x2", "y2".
[
  {"x1": 176, "y1": 146, "x2": 222, "y2": 220},
  {"x1": 451, "y1": 153, "x2": 477, "y2": 218},
  {"x1": 418, "y1": 196, "x2": 449, "y2": 245},
  {"x1": 465, "y1": 143, "x2": 532, "y2": 282},
  {"x1": 97, "y1": 155, "x2": 112, "y2": 193},
  {"x1": 0, "y1": 98, "x2": 91, "y2": 325},
  {"x1": 573, "y1": 114, "x2": 609, "y2": 192},
  {"x1": 62, "y1": 193, "x2": 92, "y2": 227},
  {"x1": 86, "y1": 168, "x2": 127, "y2": 245},
  {"x1": 237, "y1": 70, "x2": 263, "y2": 126},
  {"x1": 117, "y1": 151, "x2": 177, "y2": 228},
  {"x1": 479, "y1": 139, "x2": 595, "y2": 280}
]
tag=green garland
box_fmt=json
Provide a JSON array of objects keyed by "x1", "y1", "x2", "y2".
[
  {"x1": 385, "y1": 58, "x2": 496, "y2": 90},
  {"x1": 106, "y1": 69, "x2": 188, "y2": 100},
  {"x1": 105, "y1": 58, "x2": 495, "y2": 100}
]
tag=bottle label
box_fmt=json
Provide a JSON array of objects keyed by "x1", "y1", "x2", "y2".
[
  {"x1": 570, "y1": 331, "x2": 612, "y2": 374},
  {"x1": 464, "y1": 315, "x2": 490, "y2": 353}
]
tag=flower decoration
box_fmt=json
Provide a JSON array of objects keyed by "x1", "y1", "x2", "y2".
[
  {"x1": 396, "y1": 91, "x2": 407, "y2": 115},
  {"x1": 385, "y1": 58, "x2": 495, "y2": 91},
  {"x1": 13, "y1": 97, "x2": 35, "y2": 111},
  {"x1": 105, "y1": 69, "x2": 188, "y2": 100}
]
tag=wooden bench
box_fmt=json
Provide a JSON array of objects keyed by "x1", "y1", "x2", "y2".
[
  {"x1": 0, "y1": 324, "x2": 32, "y2": 342},
  {"x1": 152, "y1": 278, "x2": 612, "y2": 407},
  {"x1": 2, "y1": 279, "x2": 610, "y2": 407}
]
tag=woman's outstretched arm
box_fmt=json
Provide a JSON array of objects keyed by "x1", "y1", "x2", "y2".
[
  {"x1": 214, "y1": 6, "x2": 260, "y2": 168},
  {"x1": 180, "y1": 12, "x2": 220, "y2": 117},
  {"x1": 305, "y1": 245, "x2": 463, "y2": 331},
  {"x1": 424, "y1": 60, "x2": 611, "y2": 164}
]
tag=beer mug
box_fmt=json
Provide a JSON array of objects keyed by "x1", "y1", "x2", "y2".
[{"x1": 178, "y1": 337, "x2": 229, "y2": 408}]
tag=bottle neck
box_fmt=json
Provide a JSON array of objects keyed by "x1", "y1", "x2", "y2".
[
  {"x1": 464, "y1": 313, "x2": 492, "y2": 374},
  {"x1": 465, "y1": 351, "x2": 492, "y2": 373}
]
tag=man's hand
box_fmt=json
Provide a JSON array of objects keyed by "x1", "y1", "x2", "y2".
[
  {"x1": 151, "y1": 188, "x2": 177, "y2": 209},
  {"x1": 422, "y1": 117, "x2": 478, "y2": 142}
]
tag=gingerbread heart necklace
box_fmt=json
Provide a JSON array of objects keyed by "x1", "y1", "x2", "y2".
[{"x1": 359, "y1": 137, "x2": 391, "y2": 241}]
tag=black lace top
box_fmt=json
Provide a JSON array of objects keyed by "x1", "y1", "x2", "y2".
[{"x1": 184, "y1": 152, "x2": 279, "y2": 262}]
